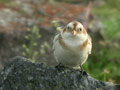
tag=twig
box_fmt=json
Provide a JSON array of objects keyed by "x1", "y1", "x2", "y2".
[{"x1": 83, "y1": 2, "x2": 92, "y2": 30}]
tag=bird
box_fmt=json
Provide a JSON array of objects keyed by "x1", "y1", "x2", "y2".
[{"x1": 53, "y1": 21, "x2": 92, "y2": 69}]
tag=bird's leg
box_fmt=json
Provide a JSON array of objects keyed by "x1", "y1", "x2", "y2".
[
  {"x1": 80, "y1": 65, "x2": 84, "y2": 75},
  {"x1": 58, "y1": 63, "x2": 64, "y2": 67},
  {"x1": 80, "y1": 65, "x2": 87, "y2": 76},
  {"x1": 55, "y1": 63, "x2": 65, "y2": 70}
]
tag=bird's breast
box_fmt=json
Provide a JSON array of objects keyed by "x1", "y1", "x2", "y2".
[{"x1": 63, "y1": 37, "x2": 87, "y2": 51}]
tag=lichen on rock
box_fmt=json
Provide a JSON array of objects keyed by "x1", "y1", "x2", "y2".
[{"x1": 0, "y1": 56, "x2": 120, "y2": 90}]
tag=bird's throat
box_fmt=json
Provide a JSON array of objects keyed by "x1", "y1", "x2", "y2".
[{"x1": 59, "y1": 34, "x2": 88, "y2": 50}]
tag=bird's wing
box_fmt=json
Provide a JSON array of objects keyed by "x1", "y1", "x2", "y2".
[
  {"x1": 52, "y1": 34, "x2": 60, "y2": 51},
  {"x1": 88, "y1": 35, "x2": 92, "y2": 54}
]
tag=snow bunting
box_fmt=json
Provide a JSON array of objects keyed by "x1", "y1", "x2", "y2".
[{"x1": 53, "y1": 21, "x2": 92, "y2": 69}]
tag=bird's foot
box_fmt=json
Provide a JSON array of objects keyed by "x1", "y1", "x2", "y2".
[
  {"x1": 55, "y1": 63, "x2": 66, "y2": 70},
  {"x1": 80, "y1": 65, "x2": 88, "y2": 76}
]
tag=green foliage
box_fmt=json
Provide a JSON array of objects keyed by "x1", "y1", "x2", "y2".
[
  {"x1": 83, "y1": 45, "x2": 120, "y2": 83},
  {"x1": 92, "y1": 0, "x2": 120, "y2": 41},
  {"x1": 103, "y1": 18, "x2": 120, "y2": 40},
  {"x1": 51, "y1": 20, "x2": 62, "y2": 32},
  {"x1": 0, "y1": 0, "x2": 10, "y2": 3},
  {"x1": 84, "y1": 0, "x2": 120, "y2": 83},
  {"x1": 51, "y1": 20, "x2": 59, "y2": 27},
  {"x1": 22, "y1": 26, "x2": 50, "y2": 62}
]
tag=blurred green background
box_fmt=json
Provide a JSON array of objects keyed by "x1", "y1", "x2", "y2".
[
  {"x1": 0, "y1": 0, "x2": 120, "y2": 84},
  {"x1": 84, "y1": 0, "x2": 120, "y2": 83}
]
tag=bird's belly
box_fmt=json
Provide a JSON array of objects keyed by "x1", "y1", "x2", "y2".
[{"x1": 54, "y1": 43, "x2": 88, "y2": 67}]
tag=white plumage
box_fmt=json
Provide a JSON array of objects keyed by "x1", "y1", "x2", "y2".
[{"x1": 53, "y1": 21, "x2": 92, "y2": 69}]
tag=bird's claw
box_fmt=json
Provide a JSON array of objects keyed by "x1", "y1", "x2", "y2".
[
  {"x1": 80, "y1": 65, "x2": 88, "y2": 76},
  {"x1": 55, "y1": 63, "x2": 66, "y2": 70}
]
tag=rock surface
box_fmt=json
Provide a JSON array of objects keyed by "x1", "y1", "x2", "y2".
[{"x1": 0, "y1": 56, "x2": 120, "y2": 90}]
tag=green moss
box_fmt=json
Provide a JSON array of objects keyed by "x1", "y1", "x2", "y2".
[{"x1": 0, "y1": 0, "x2": 11, "y2": 3}]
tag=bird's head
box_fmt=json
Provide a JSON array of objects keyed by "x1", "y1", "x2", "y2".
[{"x1": 63, "y1": 21, "x2": 87, "y2": 37}]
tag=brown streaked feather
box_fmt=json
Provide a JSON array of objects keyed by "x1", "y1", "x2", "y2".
[
  {"x1": 73, "y1": 22, "x2": 78, "y2": 30},
  {"x1": 63, "y1": 28, "x2": 66, "y2": 33},
  {"x1": 83, "y1": 28, "x2": 87, "y2": 35},
  {"x1": 58, "y1": 35, "x2": 68, "y2": 49},
  {"x1": 88, "y1": 35, "x2": 92, "y2": 42},
  {"x1": 79, "y1": 38, "x2": 89, "y2": 50},
  {"x1": 58, "y1": 33, "x2": 91, "y2": 51},
  {"x1": 88, "y1": 35, "x2": 92, "y2": 54}
]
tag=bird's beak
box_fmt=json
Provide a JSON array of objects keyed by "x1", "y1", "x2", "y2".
[{"x1": 71, "y1": 30, "x2": 77, "y2": 36}]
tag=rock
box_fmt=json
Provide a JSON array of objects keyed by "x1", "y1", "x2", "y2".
[
  {"x1": 0, "y1": 56, "x2": 120, "y2": 90},
  {"x1": 0, "y1": 8, "x2": 38, "y2": 31},
  {"x1": 0, "y1": 8, "x2": 20, "y2": 27},
  {"x1": 0, "y1": 31, "x2": 26, "y2": 66}
]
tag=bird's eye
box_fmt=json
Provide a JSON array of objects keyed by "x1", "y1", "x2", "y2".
[
  {"x1": 79, "y1": 28, "x2": 82, "y2": 31},
  {"x1": 67, "y1": 26, "x2": 70, "y2": 30}
]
